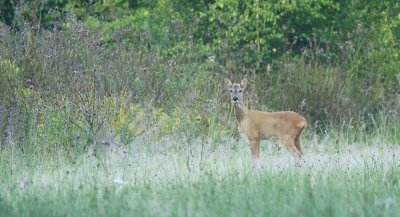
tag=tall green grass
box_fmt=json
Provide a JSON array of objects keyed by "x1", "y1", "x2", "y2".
[{"x1": 1, "y1": 135, "x2": 399, "y2": 216}]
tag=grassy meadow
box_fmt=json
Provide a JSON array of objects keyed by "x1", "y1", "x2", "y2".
[
  {"x1": 1, "y1": 134, "x2": 400, "y2": 216},
  {"x1": 1, "y1": 10, "x2": 400, "y2": 217}
]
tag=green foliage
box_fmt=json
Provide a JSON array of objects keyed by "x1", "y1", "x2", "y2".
[
  {"x1": 0, "y1": 56, "x2": 22, "y2": 105},
  {"x1": 0, "y1": 0, "x2": 65, "y2": 28},
  {"x1": 0, "y1": 1, "x2": 399, "y2": 152},
  {"x1": 196, "y1": 0, "x2": 342, "y2": 69},
  {"x1": 3, "y1": 0, "x2": 398, "y2": 73}
]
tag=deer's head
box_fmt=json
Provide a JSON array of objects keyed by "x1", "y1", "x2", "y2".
[{"x1": 224, "y1": 77, "x2": 248, "y2": 103}]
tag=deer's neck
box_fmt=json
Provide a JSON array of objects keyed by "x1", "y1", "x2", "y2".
[{"x1": 234, "y1": 102, "x2": 248, "y2": 123}]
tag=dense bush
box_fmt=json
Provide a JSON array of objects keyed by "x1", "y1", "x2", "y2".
[
  {"x1": 0, "y1": 1, "x2": 399, "y2": 152},
  {"x1": 2, "y1": 1, "x2": 399, "y2": 66}
]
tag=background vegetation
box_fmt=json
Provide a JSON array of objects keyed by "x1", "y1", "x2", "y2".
[
  {"x1": 0, "y1": 0, "x2": 399, "y2": 147},
  {"x1": 0, "y1": 0, "x2": 399, "y2": 216}
]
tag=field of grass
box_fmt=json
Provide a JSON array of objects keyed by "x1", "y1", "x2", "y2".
[{"x1": 1, "y1": 133, "x2": 399, "y2": 217}]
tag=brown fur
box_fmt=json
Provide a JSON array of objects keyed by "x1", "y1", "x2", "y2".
[{"x1": 224, "y1": 77, "x2": 306, "y2": 159}]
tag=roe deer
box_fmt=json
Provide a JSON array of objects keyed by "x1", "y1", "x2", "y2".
[{"x1": 224, "y1": 77, "x2": 306, "y2": 160}]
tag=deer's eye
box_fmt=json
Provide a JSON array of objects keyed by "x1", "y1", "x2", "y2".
[
  {"x1": 239, "y1": 90, "x2": 242, "y2": 93},
  {"x1": 230, "y1": 90, "x2": 233, "y2": 93}
]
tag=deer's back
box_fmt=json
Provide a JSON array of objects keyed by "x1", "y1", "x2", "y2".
[{"x1": 243, "y1": 110, "x2": 306, "y2": 140}]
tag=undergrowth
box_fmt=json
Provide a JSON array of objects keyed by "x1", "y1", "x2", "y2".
[{"x1": 0, "y1": 14, "x2": 399, "y2": 153}]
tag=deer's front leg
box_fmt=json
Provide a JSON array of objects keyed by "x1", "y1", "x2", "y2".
[{"x1": 249, "y1": 139, "x2": 260, "y2": 158}]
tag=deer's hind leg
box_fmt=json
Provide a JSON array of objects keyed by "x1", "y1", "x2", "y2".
[
  {"x1": 294, "y1": 138, "x2": 303, "y2": 158},
  {"x1": 279, "y1": 135, "x2": 302, "y2": 159},
  {"x1": 294, "y1": 126, "x2": 305, "y2": 158}
]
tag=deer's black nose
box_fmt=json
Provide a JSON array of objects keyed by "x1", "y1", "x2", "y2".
[{"x1": 232, "y1": 96, "x2": 238, "y2": 101}]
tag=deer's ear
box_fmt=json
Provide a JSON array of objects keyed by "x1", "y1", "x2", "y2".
[
  {"x1": 224, "y1": 78, "x2": 232, "y2": 87},
  {"x1": 240, "y1": 77, "x2": 248, "y2": 88}
]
